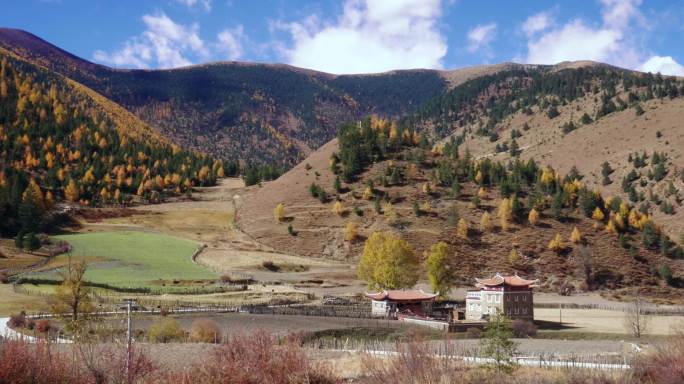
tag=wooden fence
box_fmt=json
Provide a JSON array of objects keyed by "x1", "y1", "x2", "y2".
[{"x1": 534, "y1": 302, "x2": 684, "y2": 315}]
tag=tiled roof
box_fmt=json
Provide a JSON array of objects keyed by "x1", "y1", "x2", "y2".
[
  {"x1": 475, "y1": 273, "x2": 539, "y2": 287},
  {"x1": 366, "y1": 289, "x2": 438, "y2": 301}
]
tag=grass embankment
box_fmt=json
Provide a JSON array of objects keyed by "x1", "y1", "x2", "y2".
[{"x1": 19, "y1": 232, "x2": 216, "y2": 291}]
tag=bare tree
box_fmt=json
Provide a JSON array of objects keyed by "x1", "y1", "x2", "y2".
[
  {"x1": 575, "y1": 245, "x2": 594, "y2": 289},
  {"x1": 624, "y1": 288, "x2": 650, "y2": 338}
]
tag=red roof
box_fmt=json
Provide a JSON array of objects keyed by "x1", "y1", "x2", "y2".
[
  {"x1": 475, "y1": 273, "x2": 539, "y2": 288},
  {"x1": 366, "y1": 290, "x2": 438, "y2": 302}
]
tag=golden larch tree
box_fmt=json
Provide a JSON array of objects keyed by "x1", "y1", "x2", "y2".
[
  {"x1": 332, "y1": 201, "x2": 344, "y2": 216},
  {"x1": 344, "y1": 221, "x2": 357, "y2": 241},
  {"x1": 570, "y1": 227, "x2": 582, "y2": 243},
  {"x1": 274, "y1": 203, "x2": 285, "y2": 222},
  {"x1": 64, "y1": 179, "x2": 80, "y2": 202},
  {"x1": 480, "y1": 211, "x2": 492, "y2": 232},
  {"x1": 548, "y1": 233, "x2": 565, "y2": 253},
  {"x1": 498, "y1": 198, "x2": 512, "y2": 231},
  {"x1": 357, "y1": 232, "x2": 420, "y2": 290},
  {"x1": 457, "y1": 218, "x2": 469, "y2": 239},
  {"x1": 528, "y1": 208, "x2": 540, "y2": 225}
]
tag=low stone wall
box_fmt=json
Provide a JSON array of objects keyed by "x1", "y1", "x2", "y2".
[{"x1": 398, "y1": 316, "x2": 449, "y2": 331}]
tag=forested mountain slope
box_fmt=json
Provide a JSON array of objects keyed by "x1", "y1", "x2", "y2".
[
  {"x1": 0, "y1": 48, "x2": 222, "y2": 236},
  {"x1": 0, "y1": 28, "x2": 449, "y2": 167}
]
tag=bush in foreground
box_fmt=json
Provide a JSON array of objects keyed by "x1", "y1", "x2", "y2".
[{"x1": 167, "y1": 331, "x2": 336, "y2": 384}]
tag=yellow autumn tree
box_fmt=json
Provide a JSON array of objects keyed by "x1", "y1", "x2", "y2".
[
  {"x1": 592, "y1": 207, "x2": 605, "y2": 221},
  {"x1": 477, "y1": 187, "x2": 487, "y2": 199},
  {"x1": 426, "y1": 242, "x2": 452, "y2": 298},
  {"x1": 362, "y1": 186, "x2": 374, "y2": 200},
  {"x1": 274, "y1": 203, "x2": 285, "y2": 222},
  {"x1": 498, "y1": 198, "x2": 512, "y2": 231},
  {"x1": 384, "y1": 202, "x2": 398, "y2": 226},
  {"x1": 474, "y1": 170, "x2": 483, "y2": 184},
  {"x1": 344, "y1": 222, "x2": 357, "y2": 241},
  {"x1": 420, "y1": 201, "x2": 431, "y2": 214},
  {"x1": 480, "y1": 211, "x2": 492, "y2": 232},
  {"x1": 64, "y1": 179, "x2": 80, "y2": 202},
  {"x1": 457, "y1": 218, "x2": 469, "y2": 239},
  {"x1": 357, "y1": 232, "x2": 420, "y2": 290},
  {"x1": 605, "y1": 219, "x2": 618, "y2": 234},
  {"x1": 332, "y1": 201, "x2": 344, "y2": 216},
  {"x1": 528, "y1": 208, "x2": 540, "y2": 225},
  {"x1": 548, "y1": 233, "x2": 565, "y2": 253},
  {"x1": 509, "y1": 248, "x2": 520, "y2": 265},
  {"x1": 571, "y1": 227, "x2": 582, "y2": 243}
]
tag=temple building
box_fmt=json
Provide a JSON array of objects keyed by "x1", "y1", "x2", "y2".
[
  {"x1": 366, "y1": 289, "x2": 438, "y2": 318},
  {"x1": 465, "y1": 273, "x2": 538, "y2": 321}
]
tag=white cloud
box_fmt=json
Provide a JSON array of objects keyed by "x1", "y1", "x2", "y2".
[
  {"x1": 216, "y1": 26, "x2": 245, "y2": 60},
  {"x1": 467, "y1": 23, "x2": 497, "y2": 53},
  {"x1": 275, "y1": 0, "x2": 447, "y2": 74},
  {"x1": 640, "y1": 56, "x2": 684, "y2": 76},
  {"x1": 175, "y1": 0, "x2": 211, "y2": 11},
  {"x1": 522, "y1": 11, "x2": 553, "y2": 36},
  {"x1": 524, "y1": 0, "x2": 642, "y2": 67},
  {"x1": 94, "y1": 13, "x2": 209, "y2": 68}
]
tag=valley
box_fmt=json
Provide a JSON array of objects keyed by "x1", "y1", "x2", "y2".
[{"x1": 1, "y1": 25, "x2": 684, "y2": 384}]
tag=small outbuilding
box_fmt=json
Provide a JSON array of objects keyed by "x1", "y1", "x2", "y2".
[{"x1": 366, "y1": 289, "x2": 438, "y2": 318}]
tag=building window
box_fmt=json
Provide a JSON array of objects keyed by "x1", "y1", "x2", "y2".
[
  {"x1": 523, "y1": 295, "x2": 527, "y2": 302},
  {"x1": 523, "y1": 308, "x2": 527, "y2": 314},
  {"x1": 514, "y1": 308, "x2": 519, "y2": 315},
  {"x1": 514, "y1": 295, "x2": 518, "y2": 302}
]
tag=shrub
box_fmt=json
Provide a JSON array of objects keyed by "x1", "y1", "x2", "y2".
[
  {"x1": 511, "y1": 320, "x2": 537, "y2": 337},
  {"x1": 26, "y1": 319, "x2": 35, "y2": 331},
  {"x1": 631, "y1": 332, "x2": 684, "y2": 383},
  {"x1": 465, "y1": 327, "x2": 482, "y2": 339},
  {"x1": 8, "y1": 313, "x2": 26, "y2": 328},
  {"x1": 262, "y1": 261, "x2": 279, "y2": 272},
  {"x1": 35, "y1": 319, "x2": 51, "y2": 333},
  {"x1": 173, "y1": 331, "x2": 335, "y2": 383},
  {"x1": 0, "y1": 272, "x2": 9, "y2": 284},
  {"x1": 219, "y1": 275, "x2": 233, "y2": 284},
  {"x1": 189, "y1": 318, "x2": 222, "y2": 343},
  {"x1": 148, "y1": 318, "x2": 185, "y2": 343}
]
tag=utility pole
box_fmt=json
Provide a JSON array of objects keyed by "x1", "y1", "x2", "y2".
[{"x1": 123, "y1": 298, "x2": 136, "y2": 384}]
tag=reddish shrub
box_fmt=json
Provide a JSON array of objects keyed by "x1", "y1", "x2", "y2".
[
  {"x1": 0, "y1": 272, "x2": 9, "y2": 284},
  {"x1": 36, "y1": 319, "x2": 51, "y2": 333},
  {"x1": 169, "y1": 330, "x2": 336, "y2": 384},
  {"x1": 0, "y1": 340, "x2": 80, "y2": 383},
  {"x1": 511, "y1": 320, "x2": 537, "y2": 337},
  {"x1": 631, "y1": 333, "x2": 684, "y2": 384}
]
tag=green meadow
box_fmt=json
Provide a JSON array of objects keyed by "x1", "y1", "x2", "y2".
[{"x1": 22, "y1": 232, "x2": 216, "y2": 289}]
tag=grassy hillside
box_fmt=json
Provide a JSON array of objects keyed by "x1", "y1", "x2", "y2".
[
  {"x1": 0, "y1": 49, "x2": 223, "y2": 236},
  {"x1": 238, "y1": 117, "x2": 684, "y2": 299},
  {"x1": 405, "y1": 64, "x2": 684, "y2": 242}
]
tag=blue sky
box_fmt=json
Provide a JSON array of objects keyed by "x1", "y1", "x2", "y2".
[{"x1": 2, "y1": 0, "x2": 683, "y2": 75}]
